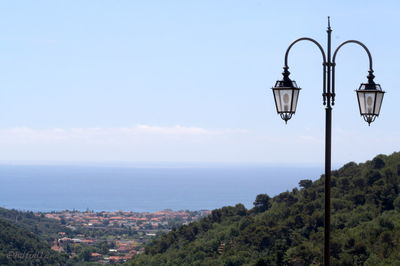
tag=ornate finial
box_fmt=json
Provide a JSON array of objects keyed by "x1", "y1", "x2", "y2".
[{"x1": 327, "y1": 16, "x2": 331, "y2": 31}]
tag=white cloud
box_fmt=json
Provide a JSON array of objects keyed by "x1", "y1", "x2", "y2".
[
  {"x1": 0, "y1": 125, "x2": 395, "y2": 164},
  {"x1": 0, "y1": 125, "x2": 248, "y2": 144},
  {"x1": 0, "y1": 125, "x2": 251, "y2": 162},
  {"x1": 134, "y1": 125, "x2": 247, "y2": 135}
]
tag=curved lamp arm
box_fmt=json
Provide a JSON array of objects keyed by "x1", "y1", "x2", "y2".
[
  {"x1": 284, "y1": 38, "x2": 328, "y2": 104},
  {"x1": 332, "y1": 40, "x2": 375, "y2": 104},
  {"x1": 284, "y1": 37, "x2": 327, "y2": 67},
  {"x1": 332, "y1": 40, "x2": 373, "y2": 70}
]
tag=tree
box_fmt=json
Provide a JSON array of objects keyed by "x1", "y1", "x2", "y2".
[
  {"x1": 367, "y1": 170, "x2": 382, "y2": 185},
  {"x1": 253, "y1": 194, "x2": 271, "y2": 213},
  {"x1": 394, "y1": 196, "x2": 400, "y2": 211},
  {"x1": 372, "y1": 156, "x2": 385, "y2": 169},
  {"x1": 79, "y1": 247, "x2": 92, "y2": 262},
  {"x1": 299, "y1": 179, "x2": 313, "y2": 189}
]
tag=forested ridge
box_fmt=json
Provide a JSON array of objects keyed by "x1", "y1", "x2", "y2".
[
  {"x1": 0, "y1": 207, "x2": 72, "y2": 265},
  {"x1": 0, "y1": 217, "x2": 68, "y2": 265},
  {"x1": 0, "y1": 207, "x2": 72, "y2": 242},
  {"x1": 128, "y1": 152, "x2": 400, "y2": 266}
]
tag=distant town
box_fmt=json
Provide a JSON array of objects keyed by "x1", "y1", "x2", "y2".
[{"x1": 40, "y1": 209, "x2": 210, "y2": 264}]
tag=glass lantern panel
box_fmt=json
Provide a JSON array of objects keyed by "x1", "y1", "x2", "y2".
[
  {"x1": 292, "y1": 89, "x2": 299, "y2": 112},
  {"x1": 357, "y1": 91, "x2": 366, "y2": 114},
  {"x1": 364, "y1": 92, "x2": 376, "y2": 114},
  {"x1": 374, "y1": 92, "x2": 384, "y2": 115},
  {"x1": 280, "y1": 89, "x2": 293, "y2": 112},
  {"x1": 273, "y1": 89, "x2": 282, "y2": 112}
]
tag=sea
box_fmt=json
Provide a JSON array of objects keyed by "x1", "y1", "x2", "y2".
[{"x1": 0, "y1": 163, "x2": 324, "y2": 212}]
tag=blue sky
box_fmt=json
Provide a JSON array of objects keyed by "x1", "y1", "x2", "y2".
[{"x1": 0, "y1": 0, "x2": 398, "y2": 164}]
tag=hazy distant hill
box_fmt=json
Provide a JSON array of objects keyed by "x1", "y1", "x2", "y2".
[{"x1": 128, "y1": 152, "x2": 400, "y2": 265}]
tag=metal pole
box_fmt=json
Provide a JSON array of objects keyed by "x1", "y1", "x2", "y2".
[
  {"x1": 324, "y1": 17, "x2": 332, "y2": 266},
  {"x1": 324, "y1": 107, "x2": 332, "y2": 266}
]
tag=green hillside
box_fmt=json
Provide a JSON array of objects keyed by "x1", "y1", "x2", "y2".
[
  {"x1": 0, "y1": 208, "x2": 72, "y2": 242},
  {"x1": 0, "y1": 217, "x2": 68, "y2": 265},
  {"x1": 128, "y1": 152, "x2": 400, "y2": 266}
]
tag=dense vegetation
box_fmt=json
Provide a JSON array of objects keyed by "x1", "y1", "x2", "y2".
[
  {"x1": 128, "y1": 152, "x2": 400, "y2": 266},
  {"x1": 0, "y1": 218, "x2": 68, "y2": 265},
  {"x1": 0, "y1": 208, "x2": 72, "y2": 242}
]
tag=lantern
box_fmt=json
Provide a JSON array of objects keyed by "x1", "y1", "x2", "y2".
[
  {"x1": 356, "y1": 81, "x2": 385, "y2": 125},
  {"x1": 272, "y1": 70, "x2": 301, "y2": 123}
]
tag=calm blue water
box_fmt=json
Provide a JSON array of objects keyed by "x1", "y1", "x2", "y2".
[{"x1": 0, "y1": 164, "x2": 323, "y2": 212}]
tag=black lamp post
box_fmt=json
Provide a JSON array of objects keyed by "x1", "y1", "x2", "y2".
[{"x1": 271, "y1": 18, "x2": 384, "y2": 266}]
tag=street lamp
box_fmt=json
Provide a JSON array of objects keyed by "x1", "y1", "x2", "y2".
[
  {"x1": 271, "y1": 17, "x2": 384, "y2": 266},
  {"x1": 356, "y1": 71, "x2": 385, "y2": 125},
  {"x1": 272, "y1": 67, "x2": 301, "y2": 124}
]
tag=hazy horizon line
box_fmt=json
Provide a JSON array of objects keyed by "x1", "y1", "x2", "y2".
[{"x1": 0, "y1": 160, "x2": 343, "y2": 169}]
